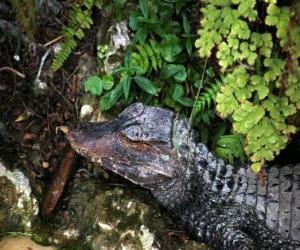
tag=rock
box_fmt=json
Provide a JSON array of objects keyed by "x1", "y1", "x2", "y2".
[
  {"x1": 53, "y1": 171, "x2": 209, "y2": 249},
  {"x1": 96, "y1": 19, "x2": 131, "y2": 74},
  {"x1": 103, "y1": 20, "x2": 131, "y2": 74},
  {"x1": 0, "y1": 236, "x2": 56, "y2": 250},
  {"x1": 0, "y1": 161, "x2": 39, "y2": 233}
]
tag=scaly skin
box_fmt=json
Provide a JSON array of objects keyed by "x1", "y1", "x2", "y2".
[{"x1": 67, "y1": 103, "x2": 300, "y2": 249}]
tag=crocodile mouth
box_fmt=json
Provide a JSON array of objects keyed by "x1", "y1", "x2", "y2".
[{"x1": 65, "y1": 121, "x2": 176, "y2": 188}]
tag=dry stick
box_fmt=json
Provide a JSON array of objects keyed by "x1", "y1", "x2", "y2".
[
  {"x1": 34, "y1": 49, "x2": 51, "y2": 81},
  {"x1": 42, "y1": 149, "x2": 76, "y2": 216},
  {"x1": 186, "y1": 57, "x2": 208, "y2": 159},
  {"x1": 43, "y1": 35, "x2": 64, "y2": 48},
  {"x1": 0, "y1": 66, "x2": 25, "y2": 78},
  {"x1": 188, "y1": 57, "x2": 208, "y2": 129}
]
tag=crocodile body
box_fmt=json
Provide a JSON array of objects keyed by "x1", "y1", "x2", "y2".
[{"x1": 67, "y1": 103, "x2": 300, "y2": 249}]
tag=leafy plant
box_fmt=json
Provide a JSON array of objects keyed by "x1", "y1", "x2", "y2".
[
  {"x1": 192, "y1": 81, "x2": 222, "y2": 120},
  {"x1": 131, "y1": 41, "x2": 163, "y2": 74},
  {"x1": 51, "y1": 0, "x2": 103, "y2": 71},
  {"x1": 215, "y1": 134, "x2": 245, "y2": 165},
  {"x1": 129, "y1": 0, "x2": 174, "y2": 43},
  {"x1": 85, "y1": 75, "x2": 114, "y2": 96},
  {"x1": 86, "y1": 0, "x2": 198, "y2": 111},
  {"x1": 82, "y1": 0, "x2": 233, "y2": 162},
  {"x1": 196, "y1": 0, "x2": 300, "y2": 172},
  {"x1": 103, "y1": 0, "x2": 128, "y2": 21},
  {"x1": 97, "y1": 44, "x2": 109, "y2": 60}
]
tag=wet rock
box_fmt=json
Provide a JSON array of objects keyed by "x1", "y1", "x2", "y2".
[
  {"x1": 53, "y1": 171, "x2": 209, "y2": 249},
  {"x1": 96, "y1": 19, "x2": 131, "y2": 74},
  {"x1": 103, "y1": 21, "x2": 131, "y2": 74},
  {"x1": 0, "y1": 161, "x2": 39, "y2": 233},
  {"x1": 0, "y1": 236, "x2": 56, "y2": 250}
]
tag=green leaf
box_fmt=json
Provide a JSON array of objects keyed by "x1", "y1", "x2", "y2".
[
  {"x1": 100, "y1": 83, "x2": 123, "y2": 111},
  {"x1": 134, "y1": 76, "x2": 157, "y2": 96},
  {"x1": 171, "y1": 84, "x2": 194, "y2": 107},
  {"x1": 160, "y1": 35, "x2": 184, "y2": 62},
  {"x1": 129, "y1": 11, "x2": 139, "y2": 30},
  {"x1": 102, "y1": 75, "x2": 114, "y2": 90},
  {"x1": 182, "y1": 13, "x2": 191, "y2": 33},
  {"x1": 172, "y1": 83, "x2": 184, "y2": 100},
  {"x1": 185, "y1": 38, "x2": 193, "y2": 56},
  {"x1": 237, "y1": 1, "x2": 250, "y2": 16},
  {"x1": 134, "y1": 28, "x2": 148, "y2": 43},
  {"x1": 124, "y1": 49, "x2": 132, "y2": 67},
  {"x1": 251, "y1": 162, "x2": 261, "y2": 173},
  {"x1": 139, "y1": 0, "x2": 148, "y2": 18},
  {"x1": 178, "y1": 97, "x2": 194, "y2": 107},
  {"x1": 85, "y1": 75, "x2": 103, "y2": 96},
  {"x1": 121, "y1": 76, "x2": 131, "y2": 100},
  {"x1": 160, "y1": 64, "x2": 187, "y2": 82}
]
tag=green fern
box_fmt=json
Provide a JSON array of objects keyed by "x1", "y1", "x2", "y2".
[
  {"x1": 193, "y1": 81, "x2": 221, "y2": 118},
  {"x1": 215, "y1": 134, "x2": 245, "y2": 165},
  {"x1": 131, "y1": 40, "x2": 163, "y2": 74},
  {"x1": 51, "y1": 0, "x2": 103, "y2": 71},
  {"x1": 10, "y1": 0, "x2": 37, "y2": 40}
]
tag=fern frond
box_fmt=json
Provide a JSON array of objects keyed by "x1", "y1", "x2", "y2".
[
  {"x1": 194, "y1": 80, "x2": 221, "y2": 115},
  {"x1": 51, "y1": 0, "x2": 103, "y2": 71},
  {"x1": 10, "y1": 0, "x2": 37, "y2": 40},
  {"x1": 215, "y1": 134, "x2": 245, "y2": 165},
  {"x1": 131, "y1": 40, "x2": 162, "y2": 74}
]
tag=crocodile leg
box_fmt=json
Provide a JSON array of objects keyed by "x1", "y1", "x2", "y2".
[
  {"x1": 221, "y1": 228, "x2": 254, "y2": 250},
  {"x1": 197, "y1": 204, "x2": 298, "y2": 249}
]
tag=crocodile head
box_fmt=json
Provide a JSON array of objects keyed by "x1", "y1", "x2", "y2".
[{"x1": 67, "y1": 103, "x2": 197, "y2": 209}]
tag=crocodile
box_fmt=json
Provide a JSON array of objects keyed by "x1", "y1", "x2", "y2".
[{"x1": 66, "y1": 103, "x2": 300, "y2": 250}]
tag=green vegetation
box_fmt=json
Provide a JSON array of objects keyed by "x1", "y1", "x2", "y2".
[
  {"x1": 11, "y1": 0, "x2": 300, "y2": 169},
  {"x1": 82, "y1": 0, "x2": 245, "y2": 164},
  {"x1": 51, "y1": 0, "x2": 103, "y2": 71},
  {"x1": 83, "y1": 0, "x2": 246, "y2": 164},
  {"x1": 196, "y1": 0, "x2": 300, "y2": 172}
]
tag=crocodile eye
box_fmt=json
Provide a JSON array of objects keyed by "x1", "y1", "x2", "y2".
[{"x1": 122, "y1": 125, "x2": 143, "y2": 141}]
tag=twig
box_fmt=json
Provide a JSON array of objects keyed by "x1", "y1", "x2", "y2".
[
  {"x1": 188, "y1": 57, "x2": 208, "y2": 129},
  {"x1": 48, "y1": 81, "x2": 74, "y2": 108},
  {"x1": 0, "y1": 66, "x2": 25, "y2": 79},
  {"x1": 43, "y1": 35, "x2": 64, "y2": 48},
  {"x1": 34, "y1": 49, "x2": 51, "y2": 81},
  {"x1": 42, "y1": 149, "x2": 76, "y2": 216}
]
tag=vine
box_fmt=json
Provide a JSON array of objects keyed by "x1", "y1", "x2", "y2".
[{"x1": 196, "y1": 0, "x2": 300, "y2": 172}]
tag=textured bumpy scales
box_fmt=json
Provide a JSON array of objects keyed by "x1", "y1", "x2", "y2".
[
  {"x1": 68, "y1": 103, "x2": 300, "y2": 250},
  {"x1": 166, "y1": 118, "x2": 300, "y2": 249}
]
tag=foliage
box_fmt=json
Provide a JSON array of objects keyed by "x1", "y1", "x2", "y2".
[
  {"x1": 51, "y1": 0, "x2": 103, "y2": 71},
  {"x1": 196, "y1": 0, "x2": 300, "y2": 172},
  {"x1": 192, "y1": 80, "x2": 222, "y2": 120},
  {"x1": 10, "y1": 0, "x2": 37, "y2": 40},
  {"x1": 97, "y1": 44, "x2": 109, "y2": 60},
  {"x1": 63, "y1": 0, "x2": 243, "y2": 164},
  {"x1": 86, "y1": 0, "x2": 198, "y2": 112},
  {"x1": 215, "y1": 134, "x2": 245, "y2": 165},
  {"x1": 131, "y1": 41, "x2": 163, "y2": 74},
  {"x1": 6, "y1": 0, "x2": 244, "y2": 165}
]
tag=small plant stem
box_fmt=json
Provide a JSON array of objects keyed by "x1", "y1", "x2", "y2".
[{"x1": 188, "y1": 57, "x2": 208, "y2": 129}]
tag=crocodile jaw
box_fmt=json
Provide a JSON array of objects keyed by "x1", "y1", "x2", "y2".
[{"x1": 67, "y1": 103, "x2": 179, "y2": 189}]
